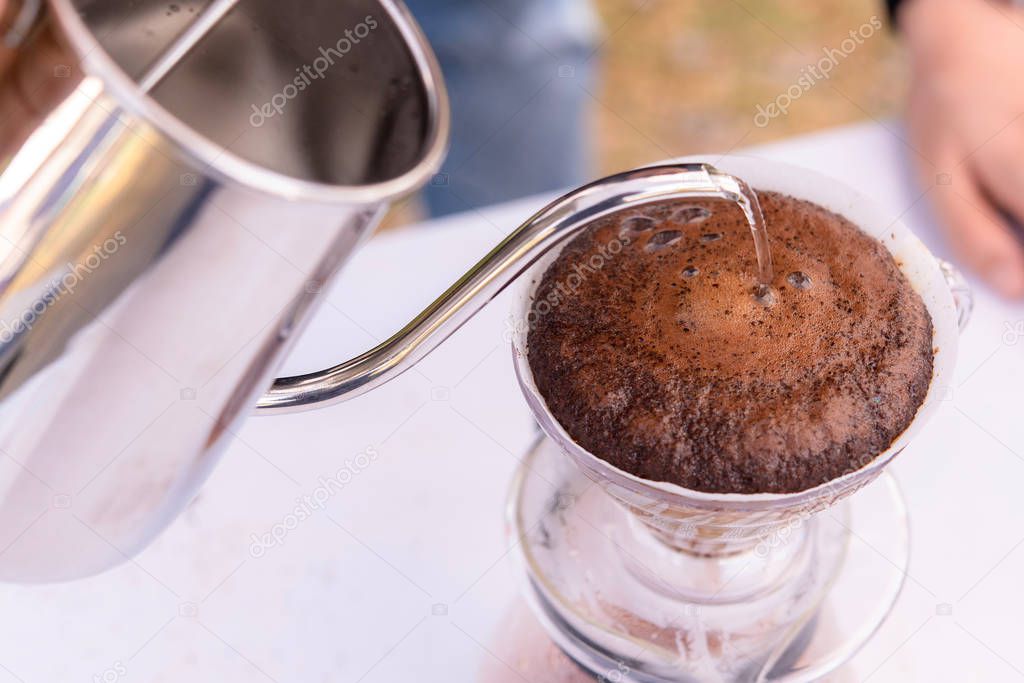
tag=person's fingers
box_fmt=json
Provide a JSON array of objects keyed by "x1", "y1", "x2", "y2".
[
  {"x1": 0, "y1": 0, "x2": 18, "y2": 75},
  {"x1": 971, "y1": 128, "x2": 1024, "y2": 230},
  {"x1": 0, "y1": 72, "x2": 35, "y2": 160},
  {"x1": 931, "y1": 157, "x2": 1024, "y2": 298},
  {"x1": 12, "y1": 23, "x2": 76, "y2": 115},
  {"x1": 0, "y1": 22, "x2": 78, "y2": 160}
]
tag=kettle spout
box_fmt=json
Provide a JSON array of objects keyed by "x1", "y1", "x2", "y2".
[{"x1": 257, "y1": 163, "x2": 749, "y2": 414}]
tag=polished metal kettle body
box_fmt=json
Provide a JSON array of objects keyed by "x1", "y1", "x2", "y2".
[{"x1": 0, "y1": 0, "x2": 448, "y2": 580}]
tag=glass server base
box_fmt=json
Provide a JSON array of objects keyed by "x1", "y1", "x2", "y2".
[{"x1": 508, "y1": 436, "x2": 909, "y2": 682}]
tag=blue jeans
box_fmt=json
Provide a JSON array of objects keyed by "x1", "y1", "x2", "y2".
[{"x1": 405, "y1": 0, "x2": 600, "y2": 216}]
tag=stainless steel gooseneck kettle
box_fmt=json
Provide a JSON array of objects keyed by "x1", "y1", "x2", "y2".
[{"x1": 0, "y1": 0, "x2": 761, "y2": 581}]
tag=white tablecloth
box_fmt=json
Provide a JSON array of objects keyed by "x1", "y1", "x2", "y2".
[{"x1": 1, "y1": 121, "x2": 1022, "y2": 682}]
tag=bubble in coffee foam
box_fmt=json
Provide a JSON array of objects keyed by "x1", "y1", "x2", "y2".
[
  {"x1": 753, "y1": 284, "x2": 777, "y2": 306},
  {"x1": 681, "y1": 266, "x2": 699, "y2": 278},
  {"x1": 623, "y1": 216, "x2": 656, "y2": 233},
  {"x1": 647, "y1": 230, "x2": 682, "y2": 250},
  {"x1": 787, "y1": 271, "x2": 813, "y2": 290},
  {"x1": 700, "y1": 232, "x2": 723, "y2": 243},
  {"x1": 674, "y1": 206, "x2": 712, "y2": 224}
]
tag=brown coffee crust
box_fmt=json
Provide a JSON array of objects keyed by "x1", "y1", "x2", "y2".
[{"x1": 526, "y1": 191, "x2": 934, "y2": 494}]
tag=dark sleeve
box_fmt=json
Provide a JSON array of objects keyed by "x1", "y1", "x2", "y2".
[{"x1": 885, "y1": 0, "x2": 906, "y2": 27}]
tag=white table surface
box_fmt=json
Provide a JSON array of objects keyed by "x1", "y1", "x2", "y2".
[{"x1": 1, "y1": 121, "x2": 1023, "y2": 682}]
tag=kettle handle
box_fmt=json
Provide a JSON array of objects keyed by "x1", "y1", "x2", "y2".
[{"x1": 256, "y1": 163, "x2": 750, "y2": 414}]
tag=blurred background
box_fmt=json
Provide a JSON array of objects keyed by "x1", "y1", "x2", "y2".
[{"x1": 385, "y1": 0, "x2": 905, "y2": 229}]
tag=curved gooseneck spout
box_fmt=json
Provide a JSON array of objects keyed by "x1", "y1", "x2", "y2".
[{"x1": 256, "y1": 163, "x2": 761, "y2": 414}]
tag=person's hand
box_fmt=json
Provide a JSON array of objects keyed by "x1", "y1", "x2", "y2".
[
  {"x1": 0, "y1": 1, "x2": 77, "y2": 160},
  {"x1": 901, "y1": 0, "x2": 1024, "y2": 298}
]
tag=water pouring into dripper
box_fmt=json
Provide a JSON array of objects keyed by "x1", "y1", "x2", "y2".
[
  {"x1": 697, "y1": 168, "x2": 779, "y2": 305},
  {"x1": 735, "y1": 178, "x2": 778, "y2": 304},
  {"x1": 641, "y1": 174, "x2": 777, "y2": 302}
]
